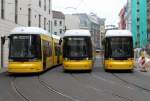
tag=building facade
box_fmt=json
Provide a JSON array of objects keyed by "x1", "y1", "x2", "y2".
[
  {"x1": 52, "y1": 11, "x2": 65, "y2": 37},
  {"x1": 88, "y1": 13, "x2": 101, "y2": 49},
  {"x1": 65, "y1": 13, "x2": 101, "y2": 49},
  {"x1": 132, "y1": 0, "x2": 147, "y2": 48},
  {"x1": 119, "y1": 7, "x2": 126, "y2": 29},
  {"x1": 99, "y1": 18, "x2": 105, "y2": 49},
  {"x1": 65, "y1": 14, "x2": 80, "y2": 30},
  {"x1": 147, "y1": 0, "x2": 150, "y2": 43},
  {"x1": 125, "y1": 0, "x2": 148, "y2": 48},
  {"x1": 0, "y1": 0, "x2": 52, "y2": 68}
]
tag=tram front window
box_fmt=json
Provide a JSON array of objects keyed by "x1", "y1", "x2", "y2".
[
  {"x1": 63, "y1": 37, "x2": 92, "y2": 59},
  {"x1": 105, "y1": 37, "x2": 133, "y2": 59},
  {"x1": 9, "y1": 35, "x2": 41, "y2": 60}
]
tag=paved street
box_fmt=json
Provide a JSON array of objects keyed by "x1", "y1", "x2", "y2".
[
  {"x1": 0, "y1": 0, "x2": 150, "y2": 100},
  {"x1": 1, "y1": 56, "x2": 150, "y2": 101}
]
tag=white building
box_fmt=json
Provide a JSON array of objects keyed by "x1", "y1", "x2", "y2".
[
  {"x1": 65, "y1": 13, "x2": 103, "y2": 49},
  {"x1": 52, "y1": 11, "x2": 65, "y2": 37},
  {"x1": 65, "y1": 14, "x2": 80, "y2": 30},
  {"x1": 0, "y1": 0, "x2": 52, "y2": 68},
  {"x1": 99, "y1": 18, "x2": 105, "y2": 49}
]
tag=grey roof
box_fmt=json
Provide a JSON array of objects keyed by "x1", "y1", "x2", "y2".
[{"x1": 53, "y1": 11, "x2": 65, "y2": 19}]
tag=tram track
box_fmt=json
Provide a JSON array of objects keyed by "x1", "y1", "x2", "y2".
[
  {"x1": 70, "y1": 73, "x2": 135, "y2": 101},
  {"x1": 91, "y1": 73, "x2": 134, "y2": 90},
  {"x1": 38, "y1": 75, "x2": 79, "y2": 101},
  {"x1": 112, "y1": 73, "x2": 150, "y2": 93},
  {"x1": 11, "y1": 77, "x2": 31, "y2": 101}
]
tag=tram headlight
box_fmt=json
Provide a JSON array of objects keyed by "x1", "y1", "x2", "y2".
[
  {"x1": 65, "y1": 58, "x2": 68, "y2": 60},
  {"x1": 9, "y1": 59, "x2": 14, "y2": 62},
  {"x1": 86, "y1": 58, "x2": 89, "y2": 60}
]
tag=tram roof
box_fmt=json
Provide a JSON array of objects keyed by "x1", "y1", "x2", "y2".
[
  {"x1": 52, "y1": 34, "x2": 60, "y2": 40},
  {"x1": 105, "y1": 30, "x2": 132, "y2": 37},
  {"x1": 10, "y1": 27, "x2": 50, "y2": 36},
  {"x1": 64, "y1": 29, "x2": 91, "y2": 37}
]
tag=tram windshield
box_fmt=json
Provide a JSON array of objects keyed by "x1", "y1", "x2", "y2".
[
  {"x1": 63, "y1": 36, "x2": 92, "y2": 59},
  {"x1": 9, "y1": 34, "x2": 41, "y2": 60},
  {"x1": 105, "y1": 37, "x2": 133, "y2": 59}
]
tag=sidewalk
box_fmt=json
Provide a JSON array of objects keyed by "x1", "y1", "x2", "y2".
[
  {"x1": 134, "y1": 65, "x2": 150, "y2": 78},
  {"x1": 136, "y1": 69, "x2": 150, "y2": 77},
  {"x1": 0, "y1": 67, "x2": 7, "y2": 73}
]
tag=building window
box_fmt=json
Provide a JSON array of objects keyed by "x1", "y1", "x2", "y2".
[
  {"x1": 44, "y1": 17, "x2": 46, "y2": 30},
  {"x1": 54, "y1": 20, "x2": 57, "y2": 26},
  {"x1": 48, "y1": 20, "x2": 50, "y2": 32},
  {"x1": 60, "y1": 29, "x2": 62, "y2": 34},
  {"x1": 64, "y1": 26, "x2": 67, "y2": 31},
  {"x1": 39, "y1": 0, "x2": 41, "y2": 7},
  {"x1": 39, "y1": 14, "x2": 41, "y2": 27},
  {"x1": 54, "y1": 32, "x2": 57, "y2": 35},
  {"x1": 51, "y1": 21, "x2": 53, "y2": 33},
  {"x1": 49, "y1": 10, "x2": 51, "y2": 14},
  {"x1": 137, "y1": 1, "x2": 140, "y2": 5},
  {"x1": 44, "y1": 0, "x2": 46, "y2": 11},
  {"x1": 15, "y1": 0, "x2": 18, "y2": 24},
  {"x1": 137, "y1": 25, "x2": 140, "y2": 31},
  {"x1": 49, "y1": 0, "x2": 51, "y2": 14},
  {"x1": 137, "y1": 32, "x2": 140, "y2": 38},
  {"x1": 84, "y1": 21, "x2": 87, "y2": 27},
  {"x1": 137, "y1": 17, "x2": 140, "y2": 25},
  {"x1": 137, "y1": 18, "x2": 140, "y2": 22},
  {"x1": 28, "y1": 8, "x2": 31, "y2": 26},
  {"x1": 1, "y1": 0, "x2": 4, "y2": 19},
  {"x1": 60, "y1": 21, "x2": 62, "y2": 26}
]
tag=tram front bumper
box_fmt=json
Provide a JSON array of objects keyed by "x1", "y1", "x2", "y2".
[
  {"x1": 8, "y1": 62, "x2": 43, "y2": 73},
  {"x1": 104, "y1": 60, "x2": 134, "y2": 70},
  {"x1": 63, "y1": 60, "x2": 93, "y2": 70}
]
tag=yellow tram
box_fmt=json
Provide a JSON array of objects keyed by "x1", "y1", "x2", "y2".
[
  {"x1": 8, "y1": 27, "x2": 62, "y2": 73},
  {"x1": 62, "y1": 29, "x2": 95, "y2": 71},
  {"x1": 52, "y1": 34, "x2": 62, "y2": 66},
  {"x1": 103, "y1": 30, "x2": 134, "y2": 71}
]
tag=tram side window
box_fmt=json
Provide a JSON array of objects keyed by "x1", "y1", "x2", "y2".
[
  {"x1": 57, "y1": 44, "x2": 61, "y2": 55},
  {"x1": 32, "y1": 35, "x2": 42, "y2": 59},
  {"x1": 54, "y1": 43, "x2": 57, "y2": 56},
  {"x1": 59, "y1": 45, "x2": 62, "y2": 55},
  {"x1": 104, "y1": 38, "x2": 110, "y2": 58},
  {"x1": 54, "y1": 43, "x2": 60, "y2": 56},
  {"x1": 87, "y1": 38, "x2": 92, "y2": 58},
  {"x1": 43, "y1": 40, "x2": 52, "y2": 57}
]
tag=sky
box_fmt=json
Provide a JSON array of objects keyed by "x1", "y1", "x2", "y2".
[{"x1": 52, "y1": 0, "x2": 127, "y2": 26}]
